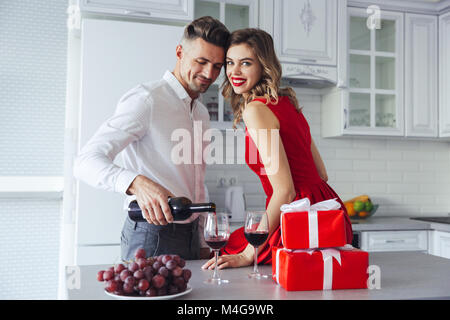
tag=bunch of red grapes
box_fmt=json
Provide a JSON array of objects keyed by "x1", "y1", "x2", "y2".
[{"x1": 97, "y1": 248, "x2": 192, "y2": 297}]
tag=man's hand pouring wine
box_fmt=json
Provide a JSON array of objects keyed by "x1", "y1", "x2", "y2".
[{"x1": 127, "y1": 175, "x2": 176, "y2": 225}]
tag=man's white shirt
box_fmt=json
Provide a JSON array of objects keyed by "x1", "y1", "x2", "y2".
[{"x1": 74, "y1": 71, "x2": 211, "y2": 228}]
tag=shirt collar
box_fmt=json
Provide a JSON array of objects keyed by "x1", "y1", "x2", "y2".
[{"x1": 163, "y1": 70, "x2": 192, "y2": 103}]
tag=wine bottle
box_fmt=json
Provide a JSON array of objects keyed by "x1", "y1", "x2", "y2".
[{"x1": 128, "y1": 197, "x2": 216, "y2": 222}]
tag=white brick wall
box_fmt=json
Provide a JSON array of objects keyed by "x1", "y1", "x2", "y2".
[{"x1": 205, "y1": 88, "x2": 450, "y2": 217}]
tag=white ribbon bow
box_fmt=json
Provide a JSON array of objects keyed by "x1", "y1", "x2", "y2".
[
  {"x1": 275, "y1": 245, "x2": 354, "y2": 290},
  {"x1": 280, "y1": 198, "x2": 341, "y2": 248}
]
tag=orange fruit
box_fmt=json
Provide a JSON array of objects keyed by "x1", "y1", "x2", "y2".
[
  {"x1": 358, "y1": 211, "x2": 369, "y2": 218},
  {"x1": 345, "y1": 202, "x2": 356, "y2": 217}
]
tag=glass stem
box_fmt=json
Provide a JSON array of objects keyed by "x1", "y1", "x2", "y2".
[
  {"x1": 253, "y1": 246, "x2": 259, "y2": 274},
  {"x1": 213, "y1": 250, "x2": 219, "y2": 280}
]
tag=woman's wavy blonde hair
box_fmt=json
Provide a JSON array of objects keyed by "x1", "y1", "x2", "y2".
[{"x1": 221, "y1": 28, "x2": 301, "y2": 129}]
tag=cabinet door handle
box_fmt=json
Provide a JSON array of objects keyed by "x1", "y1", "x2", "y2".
[
  {"x1": 124, "y1": 10, "x2": 152, "y2": 16},
  {"x1": 299, "y1": 58, "x2": 317, "y2": 63},
  {"x1": 344, "y1": 108, "x2": 348, "y2": 129},
  {"x1": 385, "y1": 239, "x2": 406, "y2": 244}
]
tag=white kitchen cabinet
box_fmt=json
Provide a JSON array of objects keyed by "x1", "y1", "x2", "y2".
[
  {"x1": 194, "y1": 0, "x2": 258, "y2": 129},
  {"x1": 262, "y1": 0, "x2": 347, "y2": 86},
  {"x1": 79, "y1": 0, "x2": 194, "y2": 22},
  {"x1": 274, "y1": 0, "x2": 337, "y2": 67},
  {"x1": 405, "y1": 14, "x2": 438, "y2": 138},
  {"x1": 194, "y1": 0, "x2": 258, "y2": 32},
  {"x1": 429, "y1": 230, "x2": 450, "y2": 259},
  {"x1": 360, "y1": 230, "x2": 428, "y2": 252},
  {"x1": 439, "y1": 11, "x2": 450, "y2": 138},
  {"x1": 322, "y1": 8, "x2": 405, "y2": 137},
  {"x1": 346, "y1": 8, "x2": 404, "y2": 136},
  {"x1": 258, "y1": 0, "x2": 274, "y2": 35}
]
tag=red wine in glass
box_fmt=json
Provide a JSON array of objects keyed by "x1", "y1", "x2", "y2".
[
  {"x1": 205, "y1": 236, "x2": 228, "y2": 250},
  {"x1": 244, "y1": 211, "x2": 270, "y2": 279},
  {"x1": 204, "y1": 212, "x2": 230, "y2": 285},
  {"x1": 244, "y1": 231, "x2": 269, "y2": 247}
]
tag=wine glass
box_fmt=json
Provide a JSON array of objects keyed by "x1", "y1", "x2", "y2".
[
  {"x1": 204, "y1": 212, "x2": 230, "y2": 284},
  {"x1": 244, "y1": 211, "x2": 270, "y2": 279}
]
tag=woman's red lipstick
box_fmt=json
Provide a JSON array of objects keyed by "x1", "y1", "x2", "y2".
[{"x1": 231, "y1": 77, "x2": 246, "y2": 87}]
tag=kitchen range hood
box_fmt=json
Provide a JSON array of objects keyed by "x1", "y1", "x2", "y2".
[{"x1": 281, "y1": 62, "x2": 340, "y2": 89}]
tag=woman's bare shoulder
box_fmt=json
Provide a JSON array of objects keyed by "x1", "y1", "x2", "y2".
[
  {"x1": 243, "y1": 99, "x2": 279, "y2": 128},
  {"x1": 243, "y1": 100, "x2": 269, "y2": 117}
]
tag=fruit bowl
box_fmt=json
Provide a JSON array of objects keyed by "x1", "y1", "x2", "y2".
[{"x1": 349, "y1": 204, "x2": 379, "y2": 220}]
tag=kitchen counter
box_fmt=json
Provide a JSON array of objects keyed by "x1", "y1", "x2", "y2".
[
  {"x1": 350, "y1": 217, "x2": 433, "y2": 231},
  {"x1": 350, "y1": 216, "x2": 450, "y2": 233},
  {"x1": 66, "y1": 251, "x2": 450, "y2": 300}
]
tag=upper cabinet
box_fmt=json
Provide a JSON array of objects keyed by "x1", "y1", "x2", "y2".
[
  {"x1": 405, "y1": 13, "x2": 438, "y2": 138},
  {"x1": 194, "y1": 0, "x2": 259, "y2": 129},
  {"x1": 439, "y1": 11, "x2": 450, "y2": 138},
  {"x1": 194, "y1": 0, "x2": 258, "y2": 32},
  {"x1": 274, "y1": 0, "x2": 337, "y2": 66},
  {"x1": 323, "y1": 8, "x2": 405, "y2": 137},
  {"x1": 79, "y1": 0, "x2": 194, "y2": 22},
  {"x1": 348, "y1": 9, "x2": 404, "y2": 136},
  {"x1": 322, "y1": 2, "x2": 449, "y2": 139},
  {"x1": 272, "y1": 0, "x2": 343, "y2": 84}
]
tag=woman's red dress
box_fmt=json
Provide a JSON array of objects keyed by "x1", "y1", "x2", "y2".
[{"x1": 220, "y1": 96, "x2": 353, "y2": 264}]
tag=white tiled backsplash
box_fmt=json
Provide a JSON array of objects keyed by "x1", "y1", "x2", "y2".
[{"x1": 205, "y1": 89, "x2": 450, "y2": 217}]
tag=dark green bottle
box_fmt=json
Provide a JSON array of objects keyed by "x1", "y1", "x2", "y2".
[{"x1": 128, "y1": 197, "x2": 216, "y2": 222}]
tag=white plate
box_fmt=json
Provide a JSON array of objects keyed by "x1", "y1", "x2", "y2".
[{"x1": 104, "y1": 286, "x2": 192, "y2": 300}]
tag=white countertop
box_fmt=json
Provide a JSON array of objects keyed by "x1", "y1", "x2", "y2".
[
  {"x1": 351, "y1": 216, "x2": 450, "y2": 233},
  {"x1": 66, "y1": 251, "x2": 450, "y2": 300}
]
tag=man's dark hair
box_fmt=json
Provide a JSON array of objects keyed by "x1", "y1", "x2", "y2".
[{"x1": 181, "y1": 16, "x2": 230, "y2": 49}]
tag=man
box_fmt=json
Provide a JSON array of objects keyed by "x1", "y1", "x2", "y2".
[{"x1": 74, "y1": 16, "x2": 230, "y2": 261}]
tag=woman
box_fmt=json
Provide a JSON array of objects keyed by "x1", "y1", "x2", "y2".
[{"x1": 202, "y1": 29, "x2": 353, "y2": 270}]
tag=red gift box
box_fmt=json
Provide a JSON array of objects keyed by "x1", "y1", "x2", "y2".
[
  {"x1": 272, "y1": 246, "x2": 369, "y2": 291},
  {"x1": 280, "y1": 209, "x2": 347, "y2": 249}
]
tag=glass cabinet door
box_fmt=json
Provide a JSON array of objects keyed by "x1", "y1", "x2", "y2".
[
  {"x1": 347, "y1": 9, "x2": 403, "y2": 134},
  {"x1": 194, "y1": 0, "x2": 257, "y2": 127},
  {"x1": 349, "y1": 93, "x2": 370, "y2": 127},
  {"x1": 195, "y1": 0, "x2": 220, "y2": 20},
  {"x1": 350, "y1": 16, "x2": 370, "y2": 50},
  {"x1": 225, "y1": 3, "x2": 249, "y2": 32},
  {"x1": 376, "y1": 20, "x2": 396, "y2": 53}
]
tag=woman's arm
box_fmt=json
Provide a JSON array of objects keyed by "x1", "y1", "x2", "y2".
[
  {"x1": 311, "y1": 138, "x2": 328, "y2": 182},
  {"x1": 202, "y1": 101, "x2": 296, "y2": 269}
]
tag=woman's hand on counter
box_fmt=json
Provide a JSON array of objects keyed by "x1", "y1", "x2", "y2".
[{"x1": 201, "y1": 252, "x2": 253, "y2": 270}]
